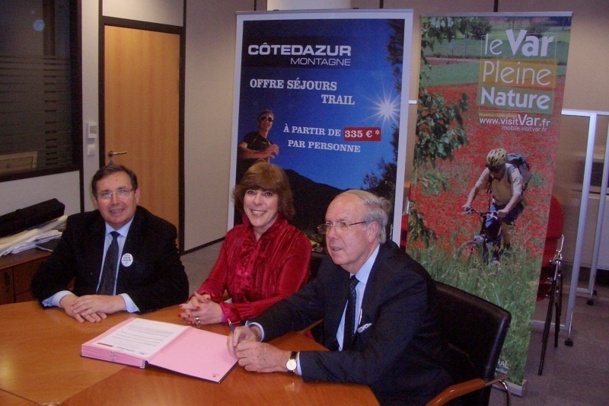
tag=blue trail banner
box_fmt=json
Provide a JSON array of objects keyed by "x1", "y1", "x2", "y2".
[{"x1": 230, "y1": 10, "x2": 413, "y2": 243}]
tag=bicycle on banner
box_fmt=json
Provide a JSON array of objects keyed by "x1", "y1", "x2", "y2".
[{"x1": 456, "y1": 207, "x2": 508, "y2": 265}]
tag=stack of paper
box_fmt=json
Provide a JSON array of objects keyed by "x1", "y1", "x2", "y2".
[{"x1": 0, "y1": 215, "x2": 66, "y2": 256}]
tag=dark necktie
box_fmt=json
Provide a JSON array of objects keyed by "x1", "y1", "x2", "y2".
[
  {"x1": 343, "y1": 276, "x2": 359, "y2": 351},
  {"x1": 98, "y1": 231, "x2": 119, "y2": 295}
]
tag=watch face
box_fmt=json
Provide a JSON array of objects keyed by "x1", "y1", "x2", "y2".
[{"x1": 286, "y1": 353, "x2": 297, "y2": 372}]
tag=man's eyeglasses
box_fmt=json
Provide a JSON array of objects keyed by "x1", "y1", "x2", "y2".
[
  {"x1": 96, "y1": 188, "x2": 134, "y2": 201},
  {"x1": 259, "y1": 116, "x2": 273, "y2": 122},
  {"x1": 317, "y1": 221, "x2": 367, "y2": 235}
]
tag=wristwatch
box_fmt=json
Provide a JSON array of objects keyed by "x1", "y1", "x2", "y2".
[{"x1": 286, "y1": 351, "x2": 298, "y2": 373}]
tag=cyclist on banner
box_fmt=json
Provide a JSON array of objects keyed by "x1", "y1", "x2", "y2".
[{"x1": 462, "y1": 148, "x2": 525, "y2": 261}]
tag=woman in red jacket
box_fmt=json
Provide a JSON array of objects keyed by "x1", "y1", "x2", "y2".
[{"x1": 179, "y1": 161, "x2": 311, "y2": 326}]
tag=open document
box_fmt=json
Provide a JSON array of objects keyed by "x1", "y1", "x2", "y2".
[{"x1": 82, "y1": 318, "x2": 237, "y2": 383}]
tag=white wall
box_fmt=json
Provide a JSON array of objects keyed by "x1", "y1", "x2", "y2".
[
  {"x1": 0, "y1": 172, "x2": 81, "y2": 216},
  {"x1": 103, "y1": 0, "x2": 184, "y2": 25},
  {"x1": 184, "y1": 0, "x2": 253, "y2": 249},
  {"x1": 81, "y1": 0, "x2": 100, "y2": 212},
  {"x1": 267, "y1": 0, "x2": 351, "y2": 10}
]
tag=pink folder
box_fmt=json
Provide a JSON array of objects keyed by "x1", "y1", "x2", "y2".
[{"x1": 82, "y1": 318, "x2": 237, "y2": 383}]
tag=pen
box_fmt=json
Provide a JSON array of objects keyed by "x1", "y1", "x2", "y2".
[{"x1": 228, "y1": 319, "x2": 235, "y2": 333}]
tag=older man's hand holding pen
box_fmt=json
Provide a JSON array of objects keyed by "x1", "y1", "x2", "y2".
[{"x1": 228, "y1": 325, "x2": 293, "y2": 373}]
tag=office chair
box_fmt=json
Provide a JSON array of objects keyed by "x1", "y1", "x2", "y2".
[
  {"x1": 537, "y1": 195, "x2": 565, "y2": 375},
  {"x1": 427, "y1": 282, "x2": 512, "y2": 406}
]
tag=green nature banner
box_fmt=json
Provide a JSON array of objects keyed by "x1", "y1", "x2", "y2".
[{"x1": 408, "y1": 13, "x2": 572, "y2": 387}]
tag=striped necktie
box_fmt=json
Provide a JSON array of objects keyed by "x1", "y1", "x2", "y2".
[
  {"x1": 343, "y1": 276, "x2": 359, "y2": 351},
  {"x1": 98, "y1": 231, "x2": 119, "y2": 295}
]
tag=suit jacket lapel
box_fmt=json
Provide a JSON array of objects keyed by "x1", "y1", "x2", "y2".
[
  {"x1": 360, "y1": 244, "x2": 386, "y2": 320},
  {"x1": 355, "y1": 243, "x2": 388, "y2": 347},
  {"x1": 85, "y1": 212, "x2": 108, "y2": 284},
  {"x1": 122, "y1": 207, "x2": 143, "y2": 264},
  {"x1": 116, "y1": 208, "x2": 144, "y2": 292}
]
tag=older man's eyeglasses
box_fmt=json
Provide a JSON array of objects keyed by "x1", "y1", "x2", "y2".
[
  {"x1": 317, "y1": 221, "x2": 367, "y2": 235},
  {"x1": 259, "y1": 116, "x2": 273, "y2": 122},
  {"x1": 96, "y1": 188, "x2": 134, "y2": 201}
]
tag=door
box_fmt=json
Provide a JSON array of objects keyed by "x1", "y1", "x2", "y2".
[{"x1": 104, "y1": 26, "x2": 180, "y2": 236}]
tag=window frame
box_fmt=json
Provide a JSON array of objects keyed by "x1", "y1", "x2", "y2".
[{"x1": 0, "y1": 0, "x2": 82, "y2": 183}]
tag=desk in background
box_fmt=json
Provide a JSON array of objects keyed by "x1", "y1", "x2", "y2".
[
  {"x1": 0, "y1": 249, "x2": 50, "y2": 304},
  {"x1": 0, "y1": 301, "x2": 378, "y2": 405}
]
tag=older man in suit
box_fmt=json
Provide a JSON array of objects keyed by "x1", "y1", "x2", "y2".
[
  {"x1": 228, "y1": 190, "x2": 452, "y2": 405},
  {"x1": 31, "y1": 164, "x2": 188, "y2": 323}
]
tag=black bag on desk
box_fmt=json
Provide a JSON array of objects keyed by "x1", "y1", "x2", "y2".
[{"x1": 0, "y1": 198, "x2": 65, "y2": 237}]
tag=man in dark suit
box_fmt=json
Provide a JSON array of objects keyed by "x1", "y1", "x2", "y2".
[
  {"x1": 228, "y1": 189, "x2": 452, "y2": 405},
  {"x1": 31, "y1": 164, "x2": 188, "y2": 323}
]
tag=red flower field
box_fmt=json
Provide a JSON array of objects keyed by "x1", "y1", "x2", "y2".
[{"x1": 409, "y1": 77, "x2": 566, "y2": 259}]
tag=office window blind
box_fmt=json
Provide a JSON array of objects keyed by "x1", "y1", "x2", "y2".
[{"x1": 0, "y1": 0, "x2": 78, "y2": 180}]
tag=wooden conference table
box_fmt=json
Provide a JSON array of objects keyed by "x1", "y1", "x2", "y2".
[{"x1": 0, "y1": 301, "x2": 378, "y2": 405}]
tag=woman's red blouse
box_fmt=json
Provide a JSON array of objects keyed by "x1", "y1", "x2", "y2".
[{"x1": 196, "y1": 214, "x2": 311, "y2": 323}]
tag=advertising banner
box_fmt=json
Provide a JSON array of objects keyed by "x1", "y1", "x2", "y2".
[
  {"x1": 230, "y1": 10, "x2": 413, "y2": 243},
  {"x1": 409, "y1": 13, "x2": 572, "y2": 386}
]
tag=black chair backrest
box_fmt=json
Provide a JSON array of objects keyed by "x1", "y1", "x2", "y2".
[{"x1": 435, "y1": 281, "x2": 512, "y2": 405}]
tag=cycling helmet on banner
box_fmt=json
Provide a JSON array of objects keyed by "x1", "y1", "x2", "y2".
[{"x1": 486, "y1": 148, "x2": 508, "y2": 168}]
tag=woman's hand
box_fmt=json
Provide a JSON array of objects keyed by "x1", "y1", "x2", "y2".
[{"x1": 179, "y1": 292, "x2": 222, "y2": 326}]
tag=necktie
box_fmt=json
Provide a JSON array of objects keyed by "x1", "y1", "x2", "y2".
[
  {"x1": 343, "y1": 276, "x2": 359, "y2": 351},
  {"x1": 98, "y1": 231, "x2": 119, "y2": 295}
]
